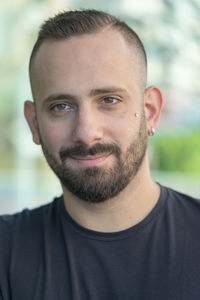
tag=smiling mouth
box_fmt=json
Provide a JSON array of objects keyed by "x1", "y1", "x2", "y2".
[{"x1": 70, "y1": 153, "x2": 111, "y2": 166}]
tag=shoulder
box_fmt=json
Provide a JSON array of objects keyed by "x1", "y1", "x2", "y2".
[
  {"x1": 0, "y1": 197, "x2": 62, "y2": 293},
  {"x1": 0, "y1": 202, "x2": 46, "y2": 232},
  {"x1": 164, "y1": 186, "x2": 200, "y2": 209},
  {"x1": 0, "y1": 196, "x2": 62, "y2": 272},
  {"x1": 162, "y1": 185, "x2": 200, "y2": 226},
  {"x1": 0, "y1": 196, "x2": 62, "y2": 251}
]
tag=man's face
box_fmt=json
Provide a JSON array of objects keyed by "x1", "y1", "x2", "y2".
[{"x1": 29, "y1": 29, "x2": 148, "y2": 202}]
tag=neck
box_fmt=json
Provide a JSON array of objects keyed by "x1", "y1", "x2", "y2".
[{"x1": 62, "y1": 156, "x2": 160, "y2": 233}]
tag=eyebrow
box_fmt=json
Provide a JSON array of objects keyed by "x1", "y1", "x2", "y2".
[
  {"x1": 89, "y1": 87, "x2": 129, "y2": 97},
  {"x1": 42, "y1": 87, "x2": 129, "y2": 104}
]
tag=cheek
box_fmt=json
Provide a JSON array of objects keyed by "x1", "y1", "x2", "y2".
[
  {"x1": 108, "y1": 112, "x2": 136, "y2": 146},
  {"x1": 39, "y1": 120, "x2": 71, "y2": 154}
]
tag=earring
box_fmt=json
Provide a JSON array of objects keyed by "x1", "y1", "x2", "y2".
[
  {"x1": 135, "y1": 113, "x2": 139, "y2": 118},
  {"x1": 148, "y1": 127, "x2": 155, "y2": 136}
]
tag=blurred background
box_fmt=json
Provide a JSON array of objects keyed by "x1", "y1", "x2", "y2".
[{"x1": 0, "y1": 0, "x2": 200, "y2": 214}]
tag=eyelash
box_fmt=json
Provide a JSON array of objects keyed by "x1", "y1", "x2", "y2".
[
  {"x1": 50, "y1": 103, "x2": 74, "y2": 112},
  {"x1": 101, "y1": 96, "x2": 119, "y2": 105},
  {"x1": 49, "y1": 96, "x2": 120, "y2": 113}
]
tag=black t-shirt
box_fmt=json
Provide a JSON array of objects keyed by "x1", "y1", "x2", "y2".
[{"x1": 0, "y1": 186, "x2": 200, "y2": 300}]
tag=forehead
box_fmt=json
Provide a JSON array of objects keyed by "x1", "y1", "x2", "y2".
[
  {"x1": 33, "y1": 29, "x2": 136, "y2": 71},
  {"x1": 31, "y1": 29, "x2": 141, "y2": 101}
]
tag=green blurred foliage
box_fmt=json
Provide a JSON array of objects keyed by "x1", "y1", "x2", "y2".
[{"x1": 151, "y1": 131, "x2": 200, "y2": 173}]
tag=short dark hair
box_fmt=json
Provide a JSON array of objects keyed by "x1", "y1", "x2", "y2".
[{"x1": 29, "y1": 9, "x2": 147, "y2": 97}]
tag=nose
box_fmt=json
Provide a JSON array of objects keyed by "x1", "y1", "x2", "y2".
[{"x1": 72, "y1": 104, "x2": 103, "y2": 146}]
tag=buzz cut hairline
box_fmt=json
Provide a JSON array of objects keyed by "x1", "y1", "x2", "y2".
[{"x1": 29, "y1": 9, "x2": 147, "y2": 98}]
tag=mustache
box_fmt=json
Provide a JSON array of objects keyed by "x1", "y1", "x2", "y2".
[{"x1": 59, "y1": 143, "x2": 121, "y2": 161}]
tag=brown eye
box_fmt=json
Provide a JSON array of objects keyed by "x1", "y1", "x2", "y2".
[
  {"x1": 102, "y1": 97, "x2": 118, "y2": 105},
  {"x1": 52, "y1": 103, "x2": 72, "y2": 112}
]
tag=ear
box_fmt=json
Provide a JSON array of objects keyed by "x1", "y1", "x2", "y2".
[
  {"x1": 24, "y1": 100, "x2": 41, "y2": 145},
  {"x1": 144, "y1": 86, "x2": 163, "y2": 135}
]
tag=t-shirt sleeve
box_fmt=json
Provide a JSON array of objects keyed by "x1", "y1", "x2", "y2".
[
  {"x1": 0, "y1": 288, "x2": 3, "y2": 300},
  {"x1": 0, "y1": 214, "x2": 17, "y2": 300}
]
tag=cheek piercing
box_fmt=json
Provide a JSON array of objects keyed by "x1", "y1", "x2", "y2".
[
  {"x1": 148, "y1": 127, "x2": 156, "y2": 136},
  {"x1": 135, "y1": 113, "x2": 139, "y2": 118}
]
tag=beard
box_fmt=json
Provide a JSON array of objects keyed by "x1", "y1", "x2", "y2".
[{"x1": 40, "y1": 114, "x2": 147, "y2": 203}]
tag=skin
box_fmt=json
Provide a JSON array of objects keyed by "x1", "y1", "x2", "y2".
[{"x1": 24, "y1": 28, "x2": 163, "y2": 232}]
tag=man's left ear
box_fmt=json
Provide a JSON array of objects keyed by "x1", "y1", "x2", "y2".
[{"x1": 144, "y1": 86, "x2": 163, "y2": 135}]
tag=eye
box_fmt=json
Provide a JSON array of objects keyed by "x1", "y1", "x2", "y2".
[
  {"x1": 101, "y1": 97, "x2": 119, "y2": 105},
  {"x1": 51, "y1": 103, "x2": 73, "y2": 112}
]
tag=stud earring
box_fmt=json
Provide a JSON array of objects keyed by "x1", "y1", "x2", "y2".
[
  {"x1": 135, "y1": 113, "x2": 139, "y2": 118},
  {"x1": 148, "y1": 127, "x2": 156, "y2": 136}
]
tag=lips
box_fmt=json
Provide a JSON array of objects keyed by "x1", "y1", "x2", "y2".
[{"x1": 70, "y1": 153, "x2": 111, "y2": 166}]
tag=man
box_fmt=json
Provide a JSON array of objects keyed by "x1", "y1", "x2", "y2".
[{"x1": 0, "y1": 9, "x2": 200, "y2": 300}]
